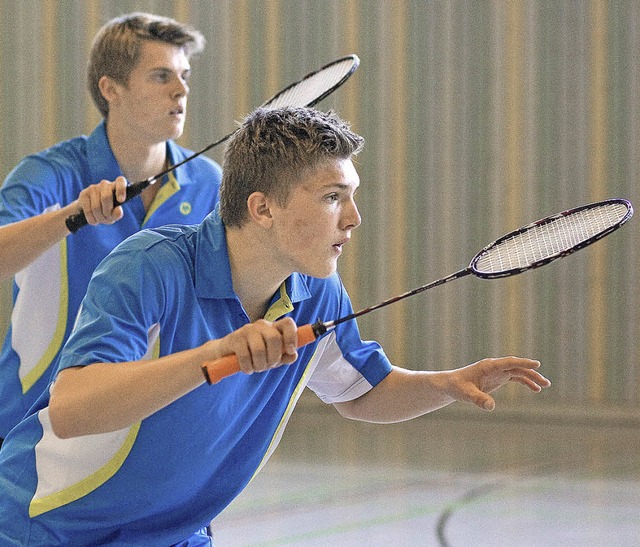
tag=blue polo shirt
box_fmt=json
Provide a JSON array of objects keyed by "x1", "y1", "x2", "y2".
[
  {"x1": 0, "y1": 210, "x2": 392, "y2": 545},
  {"x1": 0, "y1": 121, "x2": 221, "y2": 438}
]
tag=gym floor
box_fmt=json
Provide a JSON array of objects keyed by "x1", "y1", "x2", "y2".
[{"x1": 212, "y1": 394, "x2": 640, "y2": 546}]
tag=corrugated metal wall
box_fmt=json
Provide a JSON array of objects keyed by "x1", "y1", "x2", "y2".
[{"x1": 1, "y1": 0, "x2": 638, "y2": 414}]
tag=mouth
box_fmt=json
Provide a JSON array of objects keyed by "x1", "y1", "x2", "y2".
[
  {"x1": 169, "y1": 105, "x2": 185, "y2": 116},
  {"x1": 333, "y1": 237, "x2": 350, "y2": 252}
]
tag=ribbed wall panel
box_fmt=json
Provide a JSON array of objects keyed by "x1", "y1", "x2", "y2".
[{"x1": 0, "y1": 0, "x2": 638, "y2": 412}]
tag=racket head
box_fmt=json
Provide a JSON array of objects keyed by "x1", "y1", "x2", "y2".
[
  {"x1": 470, "y1": 198, "x2": 634, "y2": 279},
  {"x1": 261, "y1": 54, "x2": 359, "y2": 110}
]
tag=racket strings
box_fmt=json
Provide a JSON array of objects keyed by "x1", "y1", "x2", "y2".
[
  {"x1": 265, "y1": 58, "x2": 357, "y2": 110},
  {"x1": 474, "y1": 202, "x2": 630, "y2": 274}
]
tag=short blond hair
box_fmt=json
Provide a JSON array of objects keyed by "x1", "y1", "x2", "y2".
[{"x1": 87, "y1": 12, "x2": 205, "y2": 118}]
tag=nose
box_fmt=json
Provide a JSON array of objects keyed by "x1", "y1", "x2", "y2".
[
  {"x1": 342, "y1": 198, "x2": 361, "y2": 230},
  {"x1": 173, "y1": 77, "x2": 189, "y2": 97}
]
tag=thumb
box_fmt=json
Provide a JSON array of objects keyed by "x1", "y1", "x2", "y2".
[
  {"x1": 476, "y1": 393, "x2": 495, "y2": 411},
  {"x1": 115, "y1": 177, "x2": 128, "y2": 204},
  {"x1": 463, "y1": 383, "x2": 496, "y2": 411}
]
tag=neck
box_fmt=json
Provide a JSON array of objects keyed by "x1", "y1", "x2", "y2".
[
  {"x1": 225, "y1": 225, "x2": 288, "y2": 323},
  {"x1": 106, "y1": 120, "x2": 167, "y2": 183}
]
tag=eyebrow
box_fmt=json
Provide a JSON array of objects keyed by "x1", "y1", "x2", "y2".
[
  {"x1": 322, "y1": 182, "x2": 359, "y2": 192},
  {"x1": 149, "y1": 66, "x2": 191, "y2": 75}
]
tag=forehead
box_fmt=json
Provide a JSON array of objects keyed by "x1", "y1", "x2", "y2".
[
  {"x1": 133, "y1": 40, "x2": 190, "y2": 71},
  {"x1": 296, "y1": 158, "x2": 360, "y2": 192}
]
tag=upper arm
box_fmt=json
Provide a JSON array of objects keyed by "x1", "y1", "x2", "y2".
[
  {"x1": 331, "y1": 368, "x2": 397, "y2": 420},
  {"x1": 305, "y1": 276, "x2": 393, "y2": 404},
  {"x1": 55, "y1": 239, "x2": 167, "y2": 376}
]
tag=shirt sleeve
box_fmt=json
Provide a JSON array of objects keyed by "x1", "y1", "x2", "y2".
[
  {"x1": 0, "y1": 156, "x2": 63, "y2": 225},
  {"x1": 306, "y1": 278, "x2": 392, "y2": 404},
  {"x1": 56, "y1": 235, "x2": 167, "y2": 371}
]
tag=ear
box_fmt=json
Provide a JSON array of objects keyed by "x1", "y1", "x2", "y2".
[
  {"x1": 246, "y1": 192, "x2": 273, "y2": 228},
  {"x1": 98, "y1": 75, "x2": 121, "y2": 106}
]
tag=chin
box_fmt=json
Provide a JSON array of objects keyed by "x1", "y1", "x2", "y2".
[
  {"x1": 307, "y1": 263, "x2": 338, "y2": 279},
  {"x1": 171, "y1": 126, "x2": 185, "y2": 140}
]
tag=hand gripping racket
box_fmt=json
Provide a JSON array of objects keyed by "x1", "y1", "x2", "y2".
[
  {"x1": 201, "y1": 198, "x2": 633, "y2": 384},
  {"x1": 65, "y1": 54, "x2": 360, "y2": 233}
]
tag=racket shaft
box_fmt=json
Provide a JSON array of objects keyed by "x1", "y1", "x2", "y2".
[
  {"x1": 65, "y1": 180, "x2": 151, "y2": 233},
  {"x1": 201, "y1": 323, "x2": 319, "y2": 384},
  {"x1": 333, "y1": 268, "x2": 471, "y2": 326}
]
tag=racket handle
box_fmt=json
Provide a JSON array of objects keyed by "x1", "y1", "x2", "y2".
[
  {"x1": 201, "y1": 322, "x2": 325, "y2": 384},
  {"x1": 65, "y1": 179, "x2": 152, "y2": 233}
]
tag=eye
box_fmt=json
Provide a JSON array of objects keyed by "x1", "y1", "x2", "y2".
[
  {"x1": 324, "y1": 193, "x2": 339, "y2": 203},
  {"x1": 151, "y1": 70, "x2": 171, "y2": 83}
]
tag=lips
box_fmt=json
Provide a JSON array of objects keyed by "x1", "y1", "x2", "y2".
[{"x1": 333, "y1": 237, "x2": 350, "y2": 250}]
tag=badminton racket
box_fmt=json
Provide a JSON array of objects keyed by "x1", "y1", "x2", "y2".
[
  {"x1": 65, "y1": 54, "x2": 360, "y2": 233},
  {"x1": 201, "y1": 198, "x2": 633, "y2": 384}
]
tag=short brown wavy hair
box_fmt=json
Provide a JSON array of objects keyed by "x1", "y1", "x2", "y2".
[{"x1": 220, "y1": 107, "x2": 365, "y2": 228}]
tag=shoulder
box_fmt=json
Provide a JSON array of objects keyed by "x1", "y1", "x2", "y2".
[
  {"x1": 0, "y1": 135, "x2": 91, "y2": 217},
  {"x1": 7, "y1": 135, "x2": 90, "y2": 180},
  {"x1": 100, "y1": 225, "x2": 198, "y2": 278},
  {"x1": 115, "y1": 224, "x2": 198, "y2": 260},
  {"x1": 85, "y1": 225, "x2": 199, "y2": 310}
]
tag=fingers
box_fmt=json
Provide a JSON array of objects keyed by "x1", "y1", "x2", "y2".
[
  {"x1": 488, "y1": 356, "x2": 542, "y2": 371},
  {"x1": 460, "y1": 356, "x2": 550, "y2": 411},
  {"x1": 275, "y1": 317, "x2": 298, "y2": 363},
  {"x1": 503, "y1": 367, "x2": 552, "y2": 392},
  {"x1": 496, "y1": 357, "x2": 551, "y2": 392},
  {"x1": 227, "y1": 318, "x2": 298, "y2": 375},
  {"x1": 77, "y1": 176, "x2": 127, "y2": 226},
  {"x1": 483, "y1": 357, "x2": 551, "y2": 390}
]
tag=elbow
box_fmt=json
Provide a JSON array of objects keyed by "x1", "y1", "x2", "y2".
[
  {"x1": 48, "y1": 376, "x2": 85, "y2": 439},
  {"x1": 333, "y1": 401, "x2": 356, "y2": 420},
  {"x1": 48, "y1": 397, "x2": 77, "y2": 439},
  {"x1": 333, "y1": 399, "x2": 371, "y2": 422}
]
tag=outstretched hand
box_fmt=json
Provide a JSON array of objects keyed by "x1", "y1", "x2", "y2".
[{"x1": 445, "y1": 356, "x2": 551, "y2": 411}]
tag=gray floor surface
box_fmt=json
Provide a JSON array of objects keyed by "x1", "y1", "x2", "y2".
[{"x1": 212, "y1": 398, "x2": 640, "y2": 546}]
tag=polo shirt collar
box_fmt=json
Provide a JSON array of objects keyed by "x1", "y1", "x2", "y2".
[{"x1": 86, "y1": 121, "x2": 180, "y2": 185}]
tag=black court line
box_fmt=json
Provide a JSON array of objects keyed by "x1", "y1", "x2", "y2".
[{"x1": 435, "y1": 479, "x2": 506, "y2": 547}]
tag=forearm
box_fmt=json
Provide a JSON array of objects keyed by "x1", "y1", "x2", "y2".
[
  {"x1": 333, "y1": 367, "x2": 455, "y2": 424},
  {"x1": 49, "y1": 344, "x2": 211, "y2": 438},
  {"x1": 48, "y1": 318, "x2": 301, "y2": 439},
  {"x1": 0, "y1": 204, "x2": 76, "y2": 279},
  {"x1": 333, "y1": 357, "x2": 549, "y2": 423}
]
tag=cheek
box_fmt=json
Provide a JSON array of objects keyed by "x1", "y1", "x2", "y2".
[
  {"x1": 290, "y1": 215, "x2": 328, "y2": 245},
  {"x1": 273, "y1": 220, "x2": 323, "y2": 267},
  {"x1": 122, "y1": 96, "x2": 151, "y2": 119},
  {"x1": 286, "y1": 222, "x2": 315, "y2": 251},
  {"x1": 127, "y1": 87, "x2": 159, "y2": 108}
]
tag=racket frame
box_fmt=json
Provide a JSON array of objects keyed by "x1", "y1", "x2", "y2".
[{"x1": 470, "y1": 198, "x2": 634, "y2": 279}]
